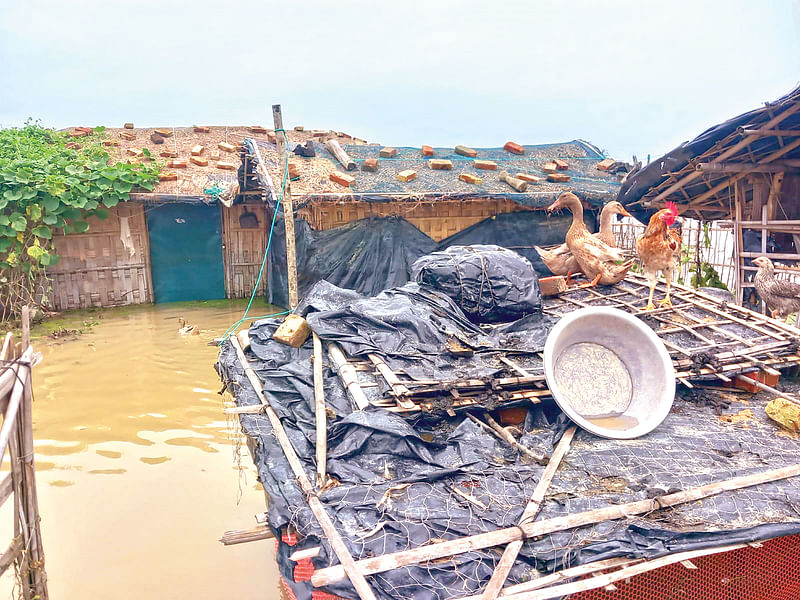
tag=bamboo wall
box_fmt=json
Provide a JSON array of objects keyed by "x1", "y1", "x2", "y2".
[
  {"x1": 221, "y1": 202, "x2": 270, "y2": 298},
  {"x1": 298, "y1": 197, "x2": 526, "y2": 241},
  {"x1": 48, "y1": 203, "x2": 153, "y2": 311}
]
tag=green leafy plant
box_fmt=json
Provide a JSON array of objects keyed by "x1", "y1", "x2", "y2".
[{"x1": 0, "y1": 121, "x2": 160, "y2": 319}]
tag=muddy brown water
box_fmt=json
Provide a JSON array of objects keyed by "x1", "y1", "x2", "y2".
[{"x1": 0, "y1": 300, "x2": 285, "y2": 598}]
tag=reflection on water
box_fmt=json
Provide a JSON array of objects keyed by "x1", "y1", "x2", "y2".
[{"x1": 0, "y1": 300, "x2": 283, "y2": 599}]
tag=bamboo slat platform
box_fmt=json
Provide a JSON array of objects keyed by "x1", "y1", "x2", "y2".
[{"x1": 329, "y1": 274, "x2": 800, "y2": 416}]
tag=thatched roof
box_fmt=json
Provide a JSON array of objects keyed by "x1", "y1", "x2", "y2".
[
  {"x1": 618, "y1": 85, "x2": 800, "y2": 220},
  {"x1": 248, "y1": 137, "x2": 624, "y2": 209}
]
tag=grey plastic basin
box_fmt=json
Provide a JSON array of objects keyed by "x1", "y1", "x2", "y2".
[{"x1": 543, "y1": 306, "x2": 675, "y2": 439}]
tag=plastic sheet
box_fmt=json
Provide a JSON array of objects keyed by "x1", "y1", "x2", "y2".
[{"x1": 411, "y1": 245, "x2": 543, "y2": 323}]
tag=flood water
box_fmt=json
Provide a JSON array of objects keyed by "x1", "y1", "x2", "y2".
[{"x1": 1, "y1": 300, "x2": 284, "y2": 599}]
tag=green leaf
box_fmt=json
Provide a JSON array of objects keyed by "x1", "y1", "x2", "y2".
[
  {"x1": 31, "y1": 226, "x2": 52, "y2": 239},
  {"x1": 10, "y1": 216, "x2": 26, "y2": 232},
  {"x1": 94, "y1": 126, "x2": 106, "y2": 133},
  {"x1": 0, "y1": 216, "x2": 8, "y2": 226},
  {"x1": 65, "y1": 164, "x2": 83, "y2": 176},
  {"x1": 113, "y1": 180, "x2": 133, "y2": 194},
  {"x1": 42, "y1": 194, "x2": 59, "y2": 211},
  {"x1": 43, "y1": 214, "x2": 58, "y2": 225},
  {"x1": 20, "y1": 186, "x2": 37, "y2": 200},
  {"x1": 94, "y1": 208, "x2": 109, "y2": 220},
  {"x1": 38, "y1": 251, "x2": 51, "y2": 266},
  {"x1": 3, "y1": 189, "x2": 22, "y2": 202},
  {"x1": 102, "y1": 196, "x2": 119, "y2": 208},
  {"x1": 142, "y1": 148, "x2": 151, "y2": 158},
  {"x1": 73, "y1": 220, "x2": 90, "y2": 233},
  {"x1": 84, "y1": 200, "x2": 98, "y2": 210},
  {"x1": 49, "y1": 253, "x2": 60, "y2": 266},
  {"x1": 0, "y1": 239, "x2": 11, "y2": 252}
]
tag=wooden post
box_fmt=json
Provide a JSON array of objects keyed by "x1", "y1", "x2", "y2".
[
  {"x1": 21, "y1": 306, "x2": 30, "y2": 349},
  {"x1": 313, "y1": 333, "x2": 327, "y2": 488},
  {"x1": 272, "y1": 104, "x2": 299, "y2": 309},
  {"x1": 479, "y1": 426, "x2": 576, "y2": 600},
  {"x1": 734, "y1": 181, "x2": 744, "y2": 305}
]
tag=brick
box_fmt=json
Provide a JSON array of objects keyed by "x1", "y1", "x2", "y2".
[
  {"x1": 459, "y1": 173, "x2": 482, "y2": 184},
  {"x1": 154, "y1": 128, "x2": 173, "y2": 137},
  {"x1": 150, "y1": 133, "x2": 165, "y2": 144},
  {"x1": 597, "y1": 158, "x2": 616, "y2": 171},
  {"x1": 102, "y1": 140, "x2": 118, "y2": 147},
  {"x1": 734, "y1": 370, "x2": 779, "y2": 394},
  {"x1": 311, "y1": 130, "x2": 327, "y2": 138},
  {"x1": 553, "y1": 158, "x2": 569, "y2": 170},
  {"x1": 126, "y1": 148, "x2": 143, "y2": 157},
  {"x1": 361, "y1": 158, "x2": 378, "y2": 172},
  {"x1": 474, "y1": 160, "x2": 497, "y2": 170},
  {"x1": 218, "y1": 142, "x2": 237, "y2": 153},
  {"x1": 123, "y1": 122, "x2": 134, "y2": 129},
  {"x1": 126, "y1": 158, "x2": 140, "y2": 165},
  {"x1": 339, "y1": 132, "x2": 352, "y2": 140},
  {"x1": 504, "y1": 141, "x2": 524, "y2": 155},
  {"x1": 294, "y1": 125, "x2": 304, "y2": 131},
  {"x1": 396, "y1": 169, "x2": 417, "y2": 182},
  {"x1": 330, "y1": 171, "x2": 356, "y2": 187},
  {"x1": 543, "y1": 162, "x2": 558, "y2": 173},
  {"x1": 379, "y1": 147, "x2": 398, "y2": 158},
  {"x1": 217, "y1": 161, "x2": 237, "y2": 170},
  {"x1": 159, "y1": 172, "x2": 178, "y2": 181},
  {"x1": 539, "y1": 276, "x2": 567, "y2": 296},
  {"x1": 353, "y1": 138, "x2": 368, "y2": 145},
  {"x1": 166, "y1": 159, "x2": 187, "y2": 168},
  {"x1": 191, "y1": 145, "x2": 204, "y2": 156},
  {"x1": 547, "y1": 173, "x2": 571, "y2": 182},
  {"x1": 421, "y1": 145, "x2": 434, "y2": 156},
  {"x1": 65, "y1": 142, "x2": 81, "y2": 150},
  {"x1": 267, "y1": 131, "x2": 277, "y2": 143},
  {"x1": 428, "y1": 159, "x2": 453, "y2": 170},
  {"x1": 193, "y1": 126, "x2": 211, "y2": 133},
  {"x1": 75, "y1": 126, "x2": 94, "y2": 134},
  {"x1": 210, "y1": 150, "x2": 221, "y2": 160},
  {"x1": 454, "y1": 145, "x2": 477, "y2": 158},
  {"x1": 68, "y1": 130, "x2": 88, "y2": 138},
  {"x1": 516, "y1": 172, "x2": 542, "y2": 183},
  {"x1": 272, "y1": 314, "x2": 311, "y2": 348},
  {"x1": 119, "y1": 131, "x2": 136, "y2": 140},
  {"x1": 249, "y1": 125, "x2": 268, "y2": 134},
  {"x1": 159, "y1": 150, "x2": 178, "y2": 158},
  {"x1": 190, "y1": 156, "x2": 208, "y2": 166},
  {"x1": 288, "y1": 162, "x2": 300, "y2": 178}
]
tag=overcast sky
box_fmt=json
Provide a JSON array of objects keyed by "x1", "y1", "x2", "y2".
[{"x1": 1, "y1": 0, "x2": 798, "y2": 161}]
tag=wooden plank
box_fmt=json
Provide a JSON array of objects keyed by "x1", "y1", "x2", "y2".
[
  {"x1": 310, "y1": 463, "x2": 800, "y2": 587},
  {"x1": 367, "y1": 354, "x2": 415, "y2": 409},
  {"x1": 479, "y1": 426, "x2": 577, "y2": 600},
  {"x1": 230, "y1": 336, "x2": 378, "y2": 600},
  {"x1": 313, "y1": 333, "x2": 327, "y2": 488}
]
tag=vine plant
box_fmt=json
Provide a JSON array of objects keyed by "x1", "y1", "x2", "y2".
[{"x1": 0, "y1": 121, "x2": 160, "y2": 319}]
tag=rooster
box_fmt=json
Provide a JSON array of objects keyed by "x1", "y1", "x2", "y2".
[
  {"x1": 752, "y1": 256, "x2": 800, "y2": 320},
  {"x1": 636, "y1": 202, "x2": 680, "y2": 310}
]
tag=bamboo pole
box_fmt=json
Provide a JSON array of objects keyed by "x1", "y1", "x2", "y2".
[
  {"x1": 311, "y1": 462, "x2": 800, "y2": 587},
  {"x1": 313, "y1": 333, "x2": 327, "y2": 488},
  {"x1": 327, "y1": 343, "x2": 369, "y2": 410},
  {"x1": 220, "y1": 524, "x2": 275, "y2": 545},
  {"x1": 498, "y1": 542, "x2": 748, "y2": 600},
  {"x1": 272, "y1": 104, "x2": 299, "y2": 309},
  {"x1": 367, "y1": 353, "x2": 415, "y2": 409},
  {"x1": 479, "y1": 426, "x2": 576, "y2": 600},
  {"x1": 229, "y1": 336, "x2": 378, "y2": 600},
  {"x1": 0, "y1": 348, "x2": 32, "y2": 465},
  {"x1": 467, "y1": 415, "x2": 546, "y2": 464}
]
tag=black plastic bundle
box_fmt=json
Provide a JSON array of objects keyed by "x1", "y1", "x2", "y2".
[{"x1": 411, "y1": 244, "x2": 542, "y2": 323}]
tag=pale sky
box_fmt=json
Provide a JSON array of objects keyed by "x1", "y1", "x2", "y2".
[{"x1": 1, "y1": 0, "x2": 798, "y2": 162}]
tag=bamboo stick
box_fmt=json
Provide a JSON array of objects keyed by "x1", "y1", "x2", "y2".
[
  {"x1": 479, "y1": 426, "x2": 576, "y2": 600},
  {"x1": 272, "y1": 105, "x2": 299, "y2": 309},
  {"x1": 0, "y1": 538, "x2": 22, "y2": 576},
  {"x1": 467, "y1": 415, "x2": 547, "y2": 464},
  {"x1": 230, "y1": 336, "x2": 378, "y2": 600},
  {"x1": 311, "y1": 462, "x2": 800, "y2": 587},
  {"x1": 367, "y1": 354, "x2": 415, "y2": 409},
  {"x1": 327, "y1": 343, "x2": 370, "y2": 410},
  {"x1": 500, "y1": 542, "x2": 748, "y2": 600},
  {"x1": 220, "y1": 524, "x2": 275, "y2": 545},
  {"x1": 0, "y1": 348, "x2": 32, "y2": 465},
  {"x1": 735, "y1": 374, "x2": 800, "y2": 407},
  {"x1": 313, "y1": 333, "x2": 327, "y2": 488}
]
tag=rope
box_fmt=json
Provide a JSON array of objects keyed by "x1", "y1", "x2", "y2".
[{"x1": 219, "y1": 129, "x2": 292, "y2": 344}]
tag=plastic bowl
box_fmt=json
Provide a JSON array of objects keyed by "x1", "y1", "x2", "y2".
[{"x1": 543, "y1": 306, "x2": 675, "y2": 439}]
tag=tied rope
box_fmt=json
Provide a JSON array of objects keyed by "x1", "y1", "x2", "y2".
[{"x1": 219, "y1": 129, "x2": 293, "y2": 344}]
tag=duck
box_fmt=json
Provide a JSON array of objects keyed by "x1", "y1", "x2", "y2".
[
  {"x1": 535, "y1": 200, "x2": 632, "y2": 282},
  {"x1": 177, "y1": 317, "x2": 199, "y2": 336},
  {"x1": 546, "y1": 192, "x2": 634, "y2": 286}
]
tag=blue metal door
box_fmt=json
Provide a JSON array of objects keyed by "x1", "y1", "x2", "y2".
[{"x1": 146, "y1": 203, "x2": 226, "y2": 303}]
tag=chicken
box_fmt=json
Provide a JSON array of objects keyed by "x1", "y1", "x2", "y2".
[
  {"x1": 752, "y1": 256, "x2": 800, "y2": 320},
  {"x1": 535, "y1": 201, "x2": 631, "y2": 283},
  {"x1": 546, "y1": 192, "x2": 633, "y2": 286},
  {"x1": 636, "y1": 203, "x2": 679, "y2": 310}
]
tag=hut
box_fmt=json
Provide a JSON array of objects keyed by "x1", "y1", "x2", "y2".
[
  {"x1": 618, "y1": 85, "x2": 800, "y2": 305},
  {"x1": 243, "y1": 135, "x2": 625, "y2": 306},
  {"x1": 47, "y1": 125, "x2": 625, "y2": 311}
]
